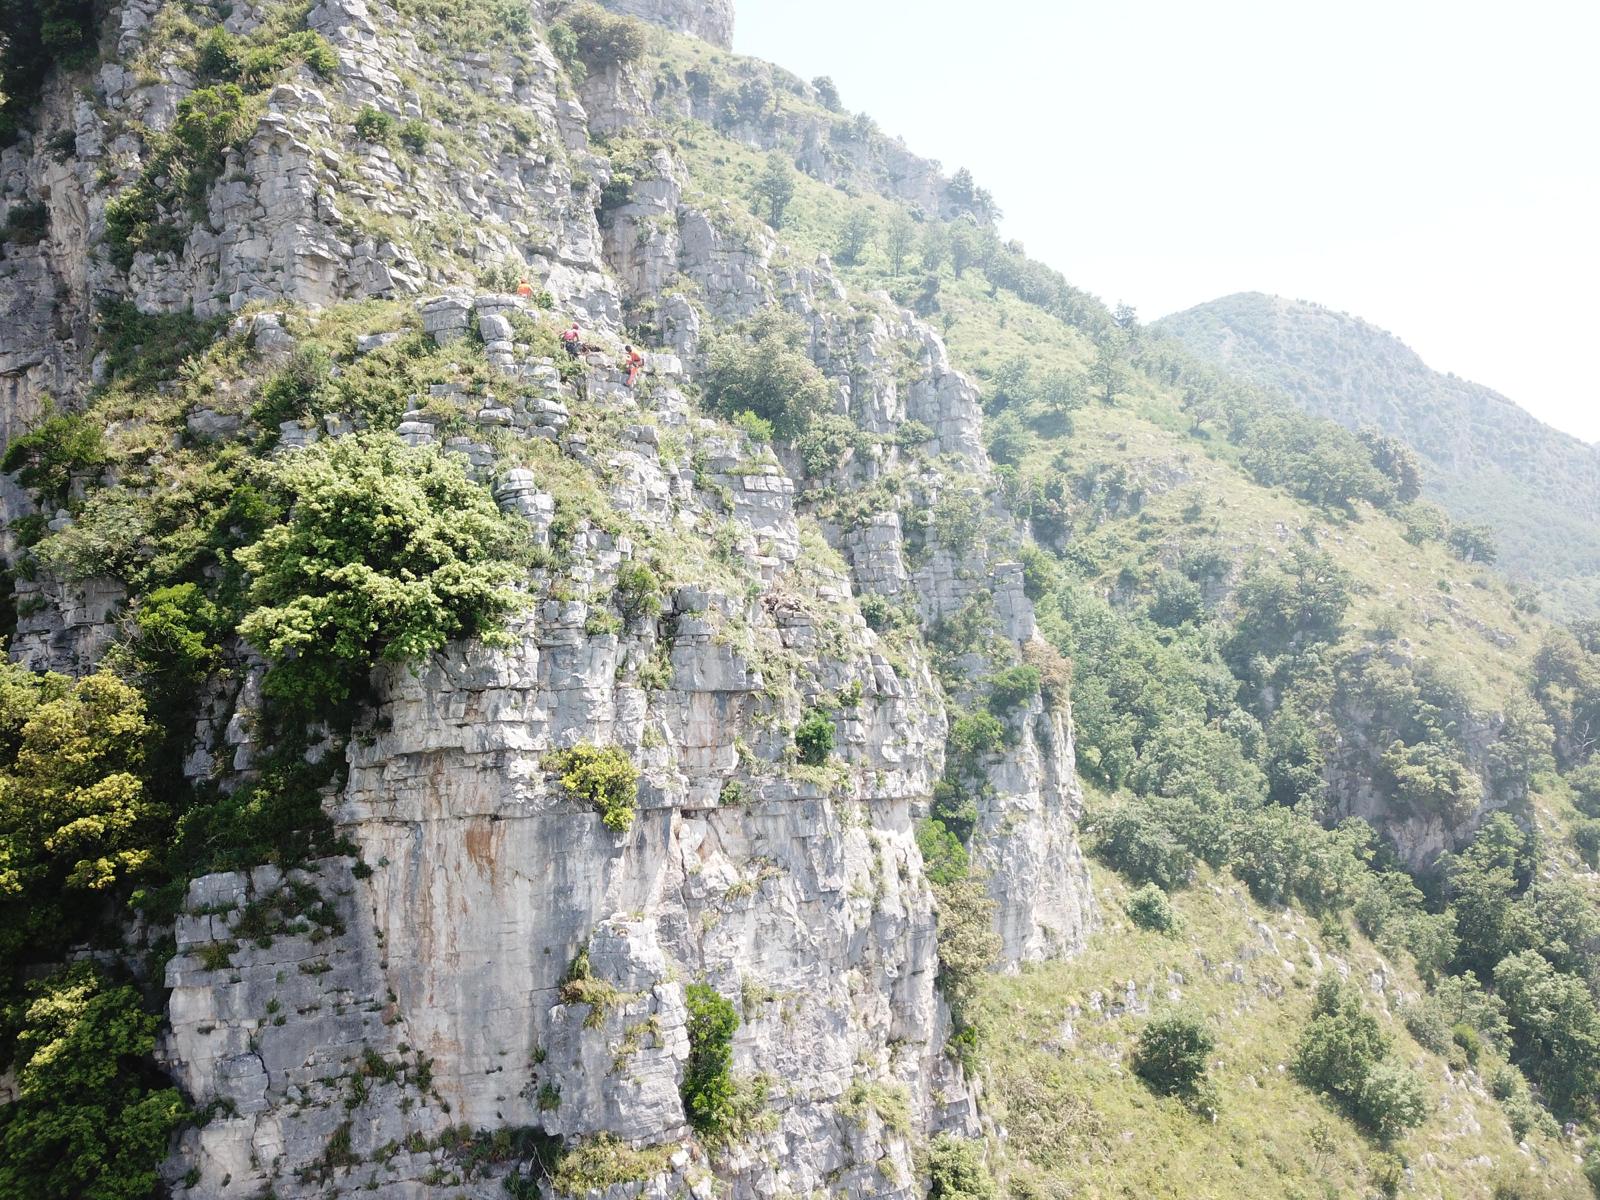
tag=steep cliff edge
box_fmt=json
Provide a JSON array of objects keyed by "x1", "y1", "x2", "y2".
[{"x1": 0, "y1": 0, "x2": 1089, "y2": 1195}]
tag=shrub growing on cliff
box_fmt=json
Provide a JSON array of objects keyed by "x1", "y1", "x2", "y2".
[
  {"x1": 794, "y1": 706, "x2": 835, "y2": 766},
  {"x1": 1, "y1": 404, "x2": 104, "y2": 508},
  {"x1": 558, "y1": 3, "x2": 646, "y2": 67},
  {"x1": 1354, "y1": 1061, "x2": 1429, "y2": 1141},
  {"x1": 702, "y1": 310, "x2": 831, "y2": 445},
  {"x1": 236, "y1": 432, "x2": 528, "y2": 718},
  {"x1": 1493, "y1": 950, "x2": 1600, "y2": 1117},
  {"x1": 0, "y1": 0, "x2": 96, "y2": 146},
  {"x1": 105, "y1": 83, "x2": 257, "y2": 265},
  {"x1": 932, "y1": 875, "x2": 1000, "y2": 1045},
  {"x1": 753, "y1": 152, "x2": 797, "y2": 228},
  {"x1": 0, "y1": 964, "x2": 187, "y2": 1200},
  {"x1": 354, "y1": 105, "x2": 393, "y2": 143},
  {"x1": 613, "y1": 561, "x2": 663, "y2": 625},
  {"x1": 131, "y1": 582, "x2": 221, "y2": 687},
  {"x1": 0, "y1": 667, "x2": 157, "y2": 966},
  {"x1": 681, "y1": 983, "x2": 739, "y2": 1135},
  {"x1": 987, "y1": 664, "x2": 1041, "y2": 718},
  {"x1": 1090, "y1": 800, "x2": 1192, "y2": 891},
  {"x1": 547, "y1": 744, "x2": 639, "y2": 832},
  {"x1": 925, "y1": 1135, "x2": 997, "y2": 1200},
  {"x1": 1296, "y1": 977, "x2": 1388, "y2": 1101}
]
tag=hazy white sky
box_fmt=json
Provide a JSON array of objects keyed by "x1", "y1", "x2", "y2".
[{"x1": 734, "y1": 0, "x2": 1600, "y2": 444}]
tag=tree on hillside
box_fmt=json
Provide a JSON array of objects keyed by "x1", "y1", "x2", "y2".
[
  {"x1": 949, "y1": 221, "x2": 978, "y2": 278},
  {"x1": 1090, "y1": 333, "x2": 1126, "y2": 406},
  {"x1": 702, "y1": 309, "x2": 832, "y2": 443},
  {"x1": 754, "y1": 152, "x2": 796, "y2": 229},
  {"x1": 885, "y1": 209, "x2": 916, "y2": 274},
  {"x1": 836, "y1": 208, "x2": 875, "y2": 265},
  {"x1": 1358, "y1": 427, "x2": 1423, "y2": 503},
  {"x1": 812, "y1": 75, "x2": 841, "y2": 111},
  {"x1": 1447, "y1": 523, "x2": 1498, "y2": 565}
]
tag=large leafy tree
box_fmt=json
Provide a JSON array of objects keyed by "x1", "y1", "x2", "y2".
[
  {"x1": 0, "y1": 966, "x2": 186, "y2": 1200},
  {"x1": 0, "y1": 666, "x2": 156, "y2": 966},
  {"x1": 1494, "y1": 950, "x2": 1600, "y2": 1117},
  {"x1": 236, "y1": 432, "x2": 529, "y2": 717},
  {"x1": 701, "y1": 310, "x2": 832, "y2": 444}
]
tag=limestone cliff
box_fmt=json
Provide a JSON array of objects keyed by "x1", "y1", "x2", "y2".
[{"x1": 0, "y1": 0, "x2": 1091, "y2": 1195}]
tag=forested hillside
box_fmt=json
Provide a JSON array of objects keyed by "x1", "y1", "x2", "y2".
[
  {"x1": 1158, "y1": 292, "x2": 1600, "y2": 619},
  {"x1": 0, "y1": 2, "x2": 1597, "y2": 1199}
]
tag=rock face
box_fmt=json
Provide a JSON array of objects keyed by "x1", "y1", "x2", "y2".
[
  {"x1": 597, "y1": 0, "x2": 735, "y2": 48},
  {"x1": 1, "y1": 0, "x2": 1093, "y2": 1195}
]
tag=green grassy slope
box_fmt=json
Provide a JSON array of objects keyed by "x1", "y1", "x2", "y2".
[
  {"x1": 979, "y1": 857, "x2": 1589, "y2": 1200},
  {"x1": 1156, "y1": 293, "x2": 1600, "y2": 619}
]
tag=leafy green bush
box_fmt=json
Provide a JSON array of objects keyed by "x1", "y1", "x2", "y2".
[
  {"x1": 1574, "y1": 818, "x2": 1600, "y2": 869},
  {"x1": 253, "y1": 345, "x2": 331, "y2": 428},
  {"x1": 796, "y1": 413, "x2": 861, "y2": 475},
  {"x1": 1296, "y1": 977, "x2": 1388, "y2": 1102},
  {"x1": 1090, "y1": 801, "x2": 1192, "y2": 891},
  {"x1": 916, "y1": 818, "x2": 969, "y2": 886},
  {"x1": 1295, "y1": 976, "x2": 1424, "y2": 1137},
  {"x1": 932, "y1": 876, "x2": 1000, "y2": 1041},
  {"x1": 732, "y1": 410, "x2": 774, "y2": 443},
  {"x1": 681, "y1": 983, "x2": 738, "y2": 1135},
  {"x1": 1447, "y1": 523, "x2": 1498, "y2": 564},
  {"x1": 896, "y1": 419, "x2": 934, "y2": 448},
  {"x1": 1379, "y1": 738, "x2": 1481, "y2": 823},
  {"x1": 1493, "y1": 949, "x2": 1600, "y2": 1116},
  {"x1": 986, "y1": 664, "x2": 1040, "y2": 717},
  {"x1": 354, "y1": 105, "x2": 393, "y2": 142},
  {"x1": 240, "y1": 30, "x2": 337, "y2": 82},
  {"x1": 1, "y1": 405, "x2": 103, "y2": 507},
  {"x1": 1132, "y1": 1010, "x2": 1214, "y2": 1098},
  {"x1": 105, "y1": 84, "x2": 257, "y2": 266},
  {"x1": 2, "y1": 199, "x2": 48, "y2": 245},
  {"x1": 918, "y1": 755, "x2": 971, "y2": 824},
  {"x1": 613, "y1": 561, "x2": 663, "y2": 624},
  {"x1": 1354, "y1": 1061, "x2": 1428, "y2": 1140},
  {"x1": 753, "y1": 152, "x2": 796, "y2": 228},
  {"x1": 948, "y1": 710, "x2": 1005, "y2": 767},
  {"x1": 1125, "y1": 882, "x2": 1177, "y2": 933},
  {"x1": 0, "y1": 965, "x2": 186, "y2": 1200},
  {"x1": 546, "y1": 744, "x2": 639, "y2": 832},
  {"x1": 925, "y1": 1135, "x2": 997, "y2": 1200},
  {"x1": 132, "y1": 583, "x2": 221, "y2": 682},
  {"x1": 194, "y1": 26, "x2": 243, "y2": 81},
  {"x1": 236, "y1": 433, "x2": 528, "y2": 717},
  {"x1": 702, "y1": 310, "x2": 832, "y2": 444},
  {"x1": 0, "y1": 0, "x2": 96, "y2": 146},
  {"x1": 560, "y1": 2, "x2": 646, "y2": 66},
  {"x1": 794, "y1": 706, "x2": 835, "y2": 766},
  {"x1": 0, "y1": 667, "x2": 156, "y2": 964},
  {"x1": 398, "y1": 118, "x2": 431, "y2": 152}
]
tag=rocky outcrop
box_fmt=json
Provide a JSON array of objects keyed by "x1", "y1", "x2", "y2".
[
  {"x1": 597, "y1": 0, "x2": 735, "y2": 49},
  {"x1": 165, "y1": 576, "x2": 968, "y2": 1197}
]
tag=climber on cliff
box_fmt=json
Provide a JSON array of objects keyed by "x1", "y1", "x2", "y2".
[
  {"x1": 623, "y1": 344, "x2": 645, "y2": 388},
  {"x1": 561, "y1": 321, "x2": 582, "y2": 360}
]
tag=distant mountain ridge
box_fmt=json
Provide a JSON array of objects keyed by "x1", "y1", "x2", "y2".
[{"x1": 1156, "y1": 291, "x2": 1600, "y2": 617}]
